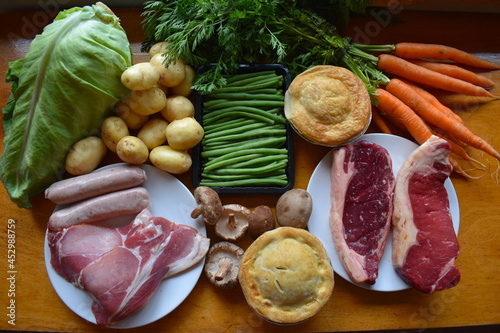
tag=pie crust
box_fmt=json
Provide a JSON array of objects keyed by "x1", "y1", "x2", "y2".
[
  {"x1": 239, "y1": 227, "x2": 334, "y2": 324},
  {"x1": 284, "y1": 65, "x2": 371, "y2": 147}
]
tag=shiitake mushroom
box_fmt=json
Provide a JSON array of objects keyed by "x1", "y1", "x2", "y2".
[{"x1": 275, "y1": 189, "x2": 313, "y2": 229}]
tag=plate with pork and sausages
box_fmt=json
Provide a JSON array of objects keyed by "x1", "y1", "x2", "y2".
[
  {"x1": 307, "y1": 133, "x2": 460, "y2": 292},
  {"x1": 44, "y1": 163, "x2": 208, "y2": 328}
]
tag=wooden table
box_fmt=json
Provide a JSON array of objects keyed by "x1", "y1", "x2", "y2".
[{"x1": 1, "y1": 5, "x2": 499, "y2": 333}]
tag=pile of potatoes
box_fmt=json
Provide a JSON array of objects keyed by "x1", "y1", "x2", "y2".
[{"x1": 65, "y1": 42, "x2": 204, "y2": 176}]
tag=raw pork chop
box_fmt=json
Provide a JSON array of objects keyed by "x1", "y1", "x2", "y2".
[
  {"x1": 392, "y1": 135, "x2": 460, "y2": 293},
  {"x1": 329, "y1": 140, "x2": 395, "y2": 285},
  {"x1": 48, "y1": 209, "x2": 209, "y2": 327}
]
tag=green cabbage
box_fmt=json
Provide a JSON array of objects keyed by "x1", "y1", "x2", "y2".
[{"x1": 0, "y1": 3, "x2": 132, "y2": 208}]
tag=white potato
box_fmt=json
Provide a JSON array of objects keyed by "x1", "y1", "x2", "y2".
[
  {"x1": 149, "y1": 145, "x2": 192, "y2": 174},
  {"x1": 150, "y1": 53, "x2": 186, "y2": 87},
  {"x1": 148, "y1": 41, "x2": 169, "y2": 58},
  {"x1": 170, "y1": 65, "x2": 195, "y2": 97},
  {"x1": 137, "y1": 118, "x2": 169, "y2": 150},
  {"x1": 161, "y1": 95, "x2": 195, "y2": 122},
  {"x1": 101, "y1": 116, "x2": 130, "y2": 153},
  {"x1": 116, "y1": 136, "x2": 149, "y2": 165},
  {"x1": 129, "y1": 87, "x2": 167, "y2": 116},
  {"x1": 121, "y1": 62, "x2": 160, "y2": 90},
  {"x1": 165, "y1": 117, "x2": 204, "y2": 150},
  {"x1": 114, "y1": 98, "x2": 149, "y2": 130},
  {"x1": 65, "y1": 136, "x2": 107, "y2": 176}
]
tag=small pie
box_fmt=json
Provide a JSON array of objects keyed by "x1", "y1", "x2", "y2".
[
  {"x1": 238, "y1": 227, "x2": 334, "y2": 324},
  {"x1": 284, "y1": 65, "x2": 371, "y2": 147}
]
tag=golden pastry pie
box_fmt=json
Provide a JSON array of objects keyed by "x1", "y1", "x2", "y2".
[
  {"x1": 284, "y1": 65, "x2": 371, "y2": 146},
  {"x1": 238, "y1": 227, "x2": 334, "y2": 324}
]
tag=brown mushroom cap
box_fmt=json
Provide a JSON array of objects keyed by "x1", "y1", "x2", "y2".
[
  {"x1": 191, "y1": 186, "x2": 223, "y2": 225},
  {"x1": 276, "y1": 189, "x2": 313, "y2": 229},
  {"x1": 204, "y1": 241, "x2": 244, "y2": 289},
  {"x1": 248, "y1": 205, "x2": 276, "y2": 238},
  {"x1": 214, "y1": 204, "x2": 250, "y2": 241}
]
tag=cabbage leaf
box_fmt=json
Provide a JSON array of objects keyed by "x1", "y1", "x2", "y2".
[{"x1": 0, "y1": 3, "x2": 132, "y2": 208}]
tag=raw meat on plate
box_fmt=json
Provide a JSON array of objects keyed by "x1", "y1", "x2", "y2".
[
  {"x1": 48, "y1": 208, "x2": 209, "y2": 327},
  {"x1": 392, "y1": 135, "x2": 460, "y2": 293},
  {"x1": 329, "y1": 140, "x2": 395, "y2": 285}
]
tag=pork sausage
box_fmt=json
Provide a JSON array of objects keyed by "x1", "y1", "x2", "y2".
[
  {"x1": 45, "y1": 164, "x2": 147, "y2": 205},
  {"x1": 48, "y1": 187, "x2": 150, "y2": 230}
]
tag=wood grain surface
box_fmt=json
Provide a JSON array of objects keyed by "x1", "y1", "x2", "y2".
[{"x1": 0, "y1": 5, "x2": 499, "y2": 333}]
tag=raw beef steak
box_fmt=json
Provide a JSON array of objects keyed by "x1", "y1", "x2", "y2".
[
  {"x1": 329, "y1": 140, "x2": 395, "y2": 285},
  {"x1": 392, "y1": 135, "x2": 460, "y2": 293}
]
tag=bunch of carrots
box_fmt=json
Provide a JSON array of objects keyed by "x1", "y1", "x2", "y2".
[{"x1": 368, "y1": 42, "x2": 499, "y2": 179}]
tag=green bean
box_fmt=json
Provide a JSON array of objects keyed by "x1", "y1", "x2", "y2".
[
  {"x1": 205, "y1": 92, "x2": 284, "y2": 101},
  {"x1": 204, "y1": 151, "x2": 287, "y2": 171},
  {"x1": 224, "y1": 70, "x2": 277, "y2": 84},
  {"x1": 229, "y1": 154, "x2": 288, "y2": 168},
  {"x1": 198, "y1": 69, "x2": 290, "y2": 188},
  {"x1": 202, "y1": 110, "x2": 275, "y2": 126},
  {"x1": 211, "y1": 160, "x2": 287, "y2": 175},
  {"x1": 201, "y1": 173, "x2": 257, "y2": 181},
  {"x1": 203, "y1": 106, "x2": 285, "y2": 124},
  {"x1": 204, "y1": 99, "x2": 284, "y2": 112},
  {"x1": 224, "y1": 72, "x2": 278, "y2": 87},
  {"x1": 199, "y1": 178, "x2": 289, "y2": 187},
  {"x1": 204, "y1": 123, "x2": 283, "y2": 140},
  {"x1": 203, "y1": 98, "x2": 231, "y2": 109},
  {"x1": 243, "y1": 88, "x2": 282, "y2": 95},
  {"x1": 208, "y1": 76, "x2": 282, "y2": 94},
  {"x1": 201, "y1": 137, "x2": 286, "y2": 158},
  {"x1": 204, "y1": 148, "x2": 287, "y2": 165},
  {"x1": 203, "y1": 122, "x2": 262, "y2": 138},
  {"x1": 203, "y1": 128, "x2": 286, "y2": 145},
  {"x1": 265, "y1": 107, "x2": 283, "y2": 114},
  {"x1": 202, "y1": 172, "x2": 287, "y2": 181},
  {"x1": 203, "y1": 118, "x2": 258, "y2": 135},
  {"x1": 203, "y1": 153, "x2": 263, "y2": 170},
  {"x1": 202, "y1": 136, "x2": 285, "y2": 152}
]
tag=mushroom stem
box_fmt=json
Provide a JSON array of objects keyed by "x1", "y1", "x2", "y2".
[
  {"x1": 191, "y1": 205, "x2": 203, "y2": 219},
  {"x1": 215, "y1": 258, "x2": 233, "y2": 281},
  {"x1": 227, "y1": 213, "x2": 237, "y2": 229}
]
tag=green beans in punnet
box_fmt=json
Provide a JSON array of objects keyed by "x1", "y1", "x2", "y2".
[{"x1": 195, "y1": 68, "x2": 293, "y2": 191}]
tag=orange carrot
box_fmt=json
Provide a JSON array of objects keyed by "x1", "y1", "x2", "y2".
[
  {"x1": 401, "y1": 79, "x2": 464, "y2": 125},
  {"x1": 371, "y1": 107, "x2": 392, "y2": 134},
  {"x1": 374, "y1": 88, "x2": 432, "y2": 144},
  {"x1": 408, "y1": 59, "x2": 495, "y2": 88},
  {"x1": 378, "y1": 54, "x2": 493, "y2": 97},
  {"x1": 394, "y1": 42, "x2": 500, "y2": 70},
  {"x1": 429, "y1": 124, "x2": 466, "y2": 149},
  {"x1": 375, "y1": 87, "x2": 481, "y2": 164},
  {"x1": 434, "y1": 93, "x2": 498, "y2": 110},
  {"x1": 385, "y1": 79, "x2": 500, "y2": 161}
]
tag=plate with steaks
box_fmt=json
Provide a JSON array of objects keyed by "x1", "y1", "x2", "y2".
[
  {"x1": 307, "y1": 133, "x2": 460, "y2": 292},
  {"x1": 44, "y1": 164, "x2": 207, "y2": 328}
]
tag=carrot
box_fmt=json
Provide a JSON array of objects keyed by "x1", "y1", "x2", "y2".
[
  {"x1": 371, "y1": 107, "x2": 392, "y2": 134},
  {"x1": 401, "y1": 79, "x2": 464, "y2": 125},
  {"x1": 378, "y1": 54, "x2": 493, "y2": 97},
  {"x1": 434, "y1": 93, "x2": 498, "y2": 110},
  {"x1": 374, "y1": 88, "x2": 432, "y2": 143},
  {"x1": 408, "y1": 59, "x2": 495, "y2": 88},
  {"x1": 429, "y1": 124, "x2": 466, "y2": 149},
  {"x1": 375, "y1": 87, "x2": 481, "y2": 166},
  {"x1": 385, "y1": 79, "x2": 500, "y2": 161},
  {"x1": 449, "y1": 156, "x2": 487, "y2": 180},
  {"x1": 394, "y1": 42, "x2": 500, "y2": 70}
]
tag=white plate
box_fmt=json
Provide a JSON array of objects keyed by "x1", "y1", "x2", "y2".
[
  {"x1": 307, "y1": 133, "x2": 460, "y2": 292},
  {"x1": 44, "y1": 164, "x2": 206, "y2": 328}
]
